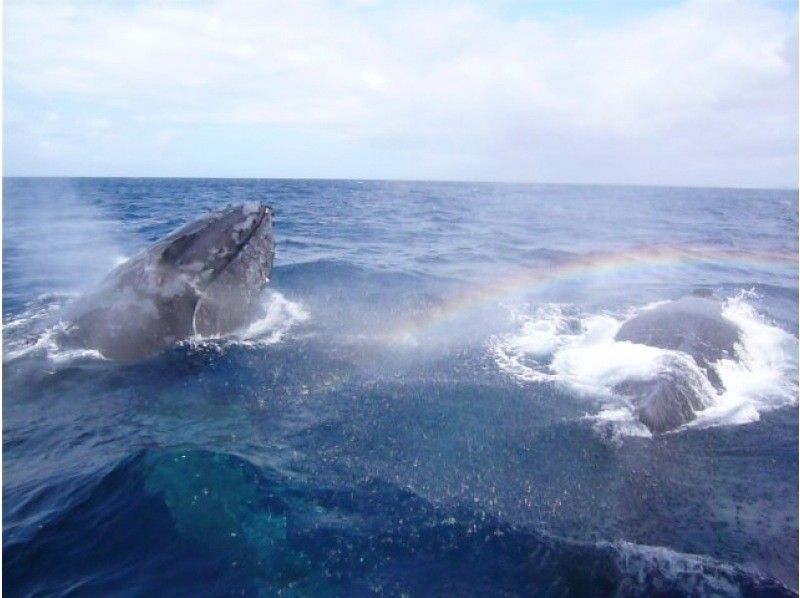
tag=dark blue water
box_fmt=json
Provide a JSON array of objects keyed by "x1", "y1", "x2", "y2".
[{"x1": 3, "y1": 178, "x2": 798, "y2": 596}]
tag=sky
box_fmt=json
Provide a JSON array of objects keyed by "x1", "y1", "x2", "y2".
[{"x1": 4, "y1": 0, "x2": 798, "y2": 187}]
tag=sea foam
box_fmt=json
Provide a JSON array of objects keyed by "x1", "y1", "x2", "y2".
[{"x1": 492, "y1": 292, "x2": 798, "y2": 437}]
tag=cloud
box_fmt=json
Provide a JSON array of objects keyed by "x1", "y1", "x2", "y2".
[{"x1": 4, "y1": 0, "x2": 798, "y2": 186}]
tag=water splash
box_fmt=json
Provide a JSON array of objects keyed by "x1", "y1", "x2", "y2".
[{"x1": 492, "y1": 294, "x2": 798, "y2": 437}]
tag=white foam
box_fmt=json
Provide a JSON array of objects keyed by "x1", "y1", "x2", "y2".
[
  {"x1": 493, "y1": 294, "x2": 798, "y2": 437},
  {"x1": 3, "y1": 294, "x2": 74, "y2": 361},
  {"x1": 492, "y1": 304, "x2": 569, "y2": 382},
  {"x1": 551, "y1": 336, "x2": 668, "y2": 395},
  {"x1": 588, "y1": 407, "x2": 653, "y2": 440},
  {"x1": 607, "y1": 540, "x2": 759, "y2": 595},
  {"x1": 493, "y1": 307, "x2": 684, "y2": 394},
  {"x1": 188, "y1": 291, "x2": 310, "y2": 350},
  {"x1": 3, "y1": 293, "x2": 75, "y2": 331},
  {"x1": 689, "y1": 292, "x2": 798, "y2": 429},
  {"x1": 3, "y1": 318, "x2": 107, "y2": 363},
  {"x1": 503, "y1": 304, "x2": 567, "y2": 357},
  {"x1": 234, "y1": 291, "x2": 310, "y2": 345}
]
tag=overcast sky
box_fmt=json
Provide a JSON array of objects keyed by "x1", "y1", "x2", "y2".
[{"x1": 4, "y1": 0, "x2": 798, "y2": 187}]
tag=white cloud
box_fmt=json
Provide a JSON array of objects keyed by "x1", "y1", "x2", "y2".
[{"x1": 4, "y1": 0, "x2": 798, "y2": 186}]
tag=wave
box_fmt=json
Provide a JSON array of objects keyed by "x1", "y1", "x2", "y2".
[
  {"x1": 5, "y1": 448, "x2": 793, "y2": 596},
  {"x1": 594, "y1": 540, "x2": 793, "y2": 596},
  {"x1": 274, "y1": 258, "x2": 437, "y2": 290},
  {"x1": 492, "y1": 292, "x2": 798, "y2": 437},
  {"x1": 3, "y1": 450, "x2": 311, "y2": 595}
]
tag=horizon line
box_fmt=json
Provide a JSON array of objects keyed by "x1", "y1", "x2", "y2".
[{"x1": 2, "y1": 174, "x2": 797, "y2": 193}]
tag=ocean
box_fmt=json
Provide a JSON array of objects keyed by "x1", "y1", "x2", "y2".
[{"x1": 3, "y1": 177, "x2": 798, "y2": 596}]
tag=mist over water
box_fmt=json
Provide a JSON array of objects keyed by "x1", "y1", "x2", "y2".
[
  {"x1": 3, "y1": 179, "x2": 126, "y2": 300},
  {"x1": 3, "y1": 178, "x2": 798, "y2": 595}
]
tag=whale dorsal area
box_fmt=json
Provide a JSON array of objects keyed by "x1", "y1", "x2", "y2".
[{"x1": 614, "y1": 296, "x2": 740, "y2": 388}]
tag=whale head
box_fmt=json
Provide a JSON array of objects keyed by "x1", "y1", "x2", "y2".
[
  {"x1": 152, "y1": 202, "x2": 276, "y2": 336},
  {"x1": 59, "y1": 202, "x2": 277, "y2": 361},
  {"x1": 157, "y1": 202, "x2": 275, "y2": 290}
]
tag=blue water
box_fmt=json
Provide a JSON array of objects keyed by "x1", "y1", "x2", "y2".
[{"x1": 3, "y1": 178, "x2": 798, "y2": 596}]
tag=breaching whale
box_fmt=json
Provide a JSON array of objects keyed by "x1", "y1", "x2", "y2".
[
  {"x1": 58, "y1": 203, "x2": 275, "y2": 362},
  {"x1": 612, "y1": 294, "x2": 741, "y2": 433}
]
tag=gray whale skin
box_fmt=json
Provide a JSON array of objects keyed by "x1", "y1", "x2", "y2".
[
  {"x1": 612, "y1": 295, "x2": 741, "y2": 433},
  {"x1": 60, "y1": 203, "x2": 275, "y2": 362}
]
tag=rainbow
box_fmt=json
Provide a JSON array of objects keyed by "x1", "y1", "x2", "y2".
[{"x1": 385, "y1": 245, "x2": 798, "y2": 342}]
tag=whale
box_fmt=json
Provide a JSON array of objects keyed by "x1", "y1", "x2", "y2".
[
  {"x1": 612, "y1": 294, "x2": 741, "y2": 433},
  {"x1": 58, "y1": 202, "x2": 275, "y2": 362}
]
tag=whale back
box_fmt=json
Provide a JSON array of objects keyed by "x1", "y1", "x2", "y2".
[
  {"x1": 615, "y1": 296, "x2": 740, "y2": 389},
  {"x1": 612, "y1": 296, "x2": 742, "y2": 433}
]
